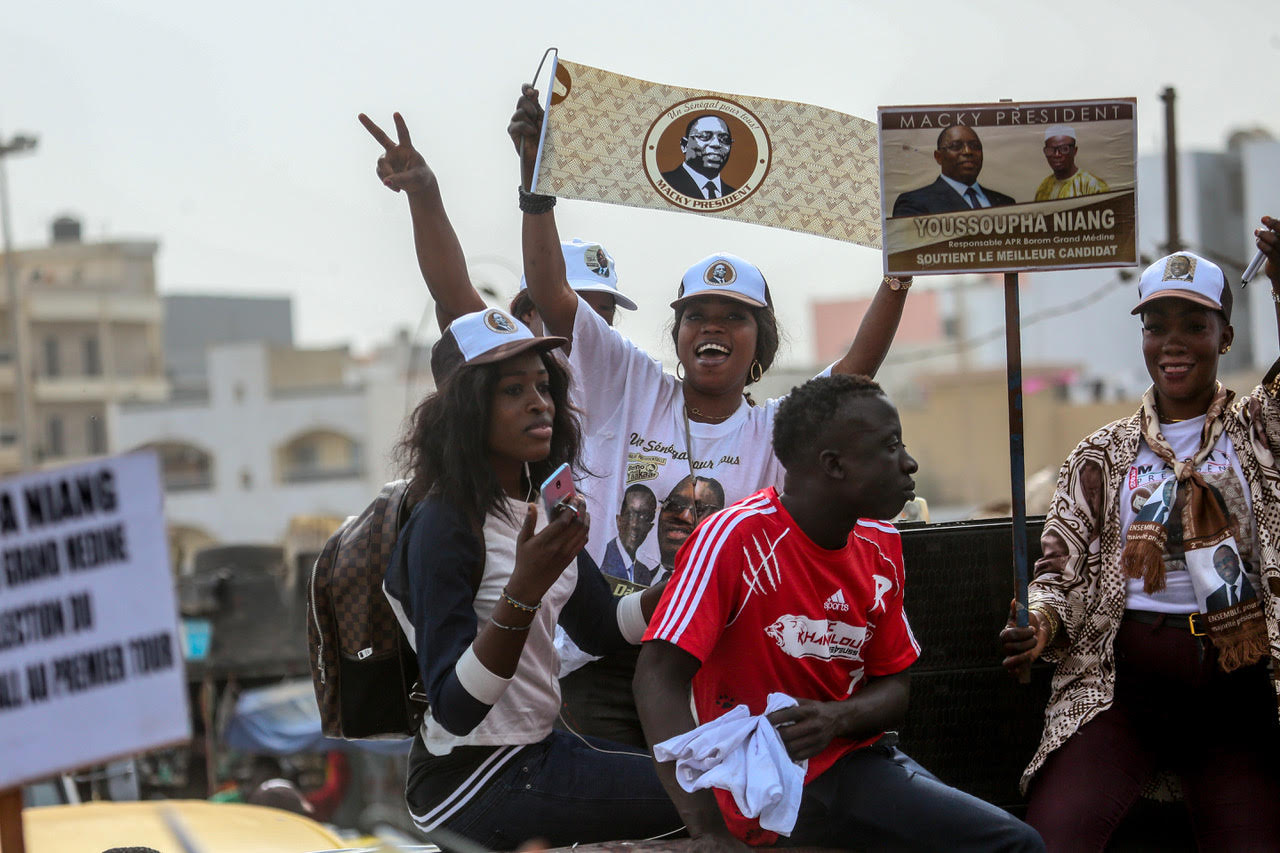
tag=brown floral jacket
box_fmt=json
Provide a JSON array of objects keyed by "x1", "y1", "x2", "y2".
[{"x1": 1024, "y1": 364, "x2": 1280, "y2": 792}]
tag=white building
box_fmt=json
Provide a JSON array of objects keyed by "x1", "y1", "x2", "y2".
[{"x1": 109, "y1": 337, "x2": 434, "y2": 566}]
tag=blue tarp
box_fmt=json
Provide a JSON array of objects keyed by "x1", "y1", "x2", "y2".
[{"x1": 223, "y1": 679, "x2": 411, "y2": 755}]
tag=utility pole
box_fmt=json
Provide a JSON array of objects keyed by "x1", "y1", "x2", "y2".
[
  {"x1": 1, "y1": 130, "x2": 39, "y2": 471},
  {"x1": 1160, "y1": 87, "x2": 1180, "y2": 254}
]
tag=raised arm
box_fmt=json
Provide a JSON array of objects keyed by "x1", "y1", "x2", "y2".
[
  {"x1": 831, "y1": 275, "x2": 912, "y2": 378},
  {"x1": 507, "y1": 85, "x2": 579, "y2": 339},
  {"x1": 359, "y1": 112, "x2": 486, "y2": 330}
]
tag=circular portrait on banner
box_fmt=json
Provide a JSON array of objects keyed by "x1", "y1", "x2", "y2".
[{"x1": 642, "y1": 97, "x2": 771, "y2": 212}]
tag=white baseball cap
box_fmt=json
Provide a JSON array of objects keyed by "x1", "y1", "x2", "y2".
[
  {"x1": 430, "y1": 308, "x2": 566, "y2": 382},
  {"x1": 670, "y1": 252, "x2": 771, "y2": 310},
  {"x1": 518, "y1": 239, "x2": 637, "y2": 311},
  {"x1": 1131, "y1": 251, "x2": 1231, "y2": 320}
]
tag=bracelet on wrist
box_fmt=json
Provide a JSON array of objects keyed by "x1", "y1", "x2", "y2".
[
  {"x1": 518, "y1": 185, "x2": 556, "y2": 214},
  {"x1": 1029, "y1": 604, "x2": 1060, "y2": 647},
  {"x1": 502, "y1": 587, "x2": 542, "y2": 613},
  {"x1": 882, "y1": 274, "x2": 912, "y2": 292},
  {"x1": 490, "y1": 615, "x2": 533, "y2": 632}
]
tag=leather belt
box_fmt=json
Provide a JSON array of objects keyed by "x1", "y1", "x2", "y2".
[{"x1": 1123, "y1": 608, "x2": 1206, "y2": 637}]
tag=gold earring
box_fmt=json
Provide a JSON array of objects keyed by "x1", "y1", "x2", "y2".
[
  {"x1": 749, "y1": 360, "x2": 763, "y2": 383},
  {"x1": 1221, "y1": 345, "x2": 1231, "y2": 354},
  {"x1": 676, "y1": 361, "x2": 685, "y2": 380}
]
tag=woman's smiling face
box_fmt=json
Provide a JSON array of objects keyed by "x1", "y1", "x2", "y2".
[
  {"x1": 1140, "y1": 298, "x2": 1232, "y2": 421},
  {"x1": 675, "y1": 296, "x2": 758, "y2": 397}
]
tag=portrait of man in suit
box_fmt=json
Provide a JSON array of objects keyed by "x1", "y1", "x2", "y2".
[
  {"x1": 892, "y1": 125, "x2": 1016, "y2": 217},
  {"x1": 1163, "y1": 254, "x2": 1196, "y2": 282},
  {"x1": 1205, "y1": 543, "x2": 1256, "y2": 611},
  {"x1": 600, "y1": 483, "x2": 657, "y2": 583},
  {"x1": 640, "y1": 474, "x2": 725, "y2": 586},
  {"x1": 660, "y1": 114, "x2": 737, "y2": 201}
]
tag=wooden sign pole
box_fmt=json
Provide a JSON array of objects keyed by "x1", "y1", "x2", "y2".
[{"x1": 1004, "y1": 271, "x2": 1032, "y2": 684}]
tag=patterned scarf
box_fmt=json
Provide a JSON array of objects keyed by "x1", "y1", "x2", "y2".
[{"x1": 1120, "y1": 384, "x2": 1269, "y2": 671}]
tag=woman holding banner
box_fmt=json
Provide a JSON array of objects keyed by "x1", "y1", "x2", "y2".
[
  {"x1": 508, "y1": 83, "x2": 913, "y2": 746},
  {"x1": 1000, "y1": 219, "x2": 1280, "y2": 850}
]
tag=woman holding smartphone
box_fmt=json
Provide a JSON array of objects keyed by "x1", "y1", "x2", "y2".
[{"x1": 383, "y1": 307, "x2": 680, "y2": 849}]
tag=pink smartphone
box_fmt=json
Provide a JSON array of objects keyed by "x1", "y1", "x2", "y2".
[{"x1": 540, "y1": 462, "x2": 577, "y2": 517}]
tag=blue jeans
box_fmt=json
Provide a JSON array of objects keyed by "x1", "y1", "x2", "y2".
[
  {"x1": 430, "y1": 730, "x2": 683, "y2": 850},
  {"x1": 785, "y1": 740, "x2": 1044, "y2": 852}
]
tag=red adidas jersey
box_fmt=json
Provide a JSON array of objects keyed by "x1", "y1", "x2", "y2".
[{"x1": 645, "y1": 487, "x2": 920, "y2": 844}]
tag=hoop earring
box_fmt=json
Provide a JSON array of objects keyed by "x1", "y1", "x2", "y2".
[
  {"x1": 676, "y1": 361, "x2": 685, "y2": 381},
  {"x1": 749, "y1": 360, "x2": 763, "y2": 383}
]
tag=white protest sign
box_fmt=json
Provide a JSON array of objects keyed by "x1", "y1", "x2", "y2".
[{"x1": 0, "y1": 452, "x2": 190, "y2": 789}]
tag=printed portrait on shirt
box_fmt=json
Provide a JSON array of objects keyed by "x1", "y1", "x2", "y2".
[
  {"x1": 646, "y1": 474, "x2": 726, "y2": 586},
  {"x1": 1194, "y1": 542, "x2": 1257, "y2": 613},
  {"x1": 599, "y1": 483, "x2": 657, "y2": 585}
]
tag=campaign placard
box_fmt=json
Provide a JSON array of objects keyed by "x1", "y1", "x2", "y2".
[
  {"x1": 879, "y1": 99, "x2": 1138, "y2": 275},
  {"x1": 0, "y1": 452, "x2": 189, "y2": 789},
  {"x1": 534, "y1": 57, "x2": 882, "y2": 248}
]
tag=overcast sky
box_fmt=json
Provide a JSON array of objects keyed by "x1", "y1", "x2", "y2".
[{"x1": 3, "y1": 0, "x2": 1276, "y2": 365}]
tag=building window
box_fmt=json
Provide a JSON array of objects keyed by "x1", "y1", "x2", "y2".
[
  {"x1": 278, "y1": 430, "x2": 363, "y2": 483},
  {"x1": 44, "y1": 337, "x2": 60, "y2": 378},
  {"x1": 290, "y1": 442, "x2": 318, "y2": 470},
  {"x1": 87, "y1": 416, "x2": 106, "y2": 455},
  {"x1": 150, "y1": 442, "x2": 213, "y2": 491},
  {"x1": 47, "y1": 416, "x2": 64, "y2": 457},
  {"x1": 84, "y1": 337, "x2": 101, "y2": 376}
]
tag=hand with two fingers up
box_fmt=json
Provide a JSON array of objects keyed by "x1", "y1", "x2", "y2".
[{"x1": 358, "y1": 111, "x2": 438, "y2": 196}]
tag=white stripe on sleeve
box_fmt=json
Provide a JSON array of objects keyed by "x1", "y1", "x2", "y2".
[
  {"x1": 455, "y1": 644, "x2": 512, "y2": 705},
  {"x1": 616, "y1": 590, "x2": 648, "y2": 644}
]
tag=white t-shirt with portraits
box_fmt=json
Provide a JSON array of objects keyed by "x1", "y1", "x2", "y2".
[{"x1": 567, "y1": 296, "x2": 804, "y2": 583}]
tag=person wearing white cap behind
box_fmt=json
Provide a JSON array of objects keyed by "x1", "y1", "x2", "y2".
[
  {"x1": 384, "y1": 307, "x2": 684, "y2": 848},
  {"x1": 509, "y1": 239, "x2": 637, "y2": 334},
  {"x1": 1033, "y1": 125, "x2": 1110, "y2": 202},
  {"x1": 509, "y1": 84, "x2": 915, "y2": 747},
  {"x1": 1000, "y1": 218, "x2": 1280, "y2": 851}
]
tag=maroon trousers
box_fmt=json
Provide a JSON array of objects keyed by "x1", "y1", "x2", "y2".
[{"x1": 1026, "y1": 617, "x2": 1280, "y2": 852}]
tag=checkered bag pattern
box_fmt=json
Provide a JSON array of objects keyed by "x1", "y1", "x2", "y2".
[{"x1": 308, "y1": 479, "x2": 422, "y2": 738}]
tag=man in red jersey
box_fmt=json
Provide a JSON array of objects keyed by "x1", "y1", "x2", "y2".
[{"x1": 635, "y1": 374, "x2": 1043, "y2": 851}]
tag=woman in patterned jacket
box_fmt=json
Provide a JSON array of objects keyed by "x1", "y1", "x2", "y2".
[{"x1": 1000, "y1": 217, "x2": 1280, "y2": 851}]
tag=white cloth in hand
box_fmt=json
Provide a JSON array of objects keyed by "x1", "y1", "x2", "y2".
[{"x1": 653, "y1": 692, "x2": 807, "y2": 835}]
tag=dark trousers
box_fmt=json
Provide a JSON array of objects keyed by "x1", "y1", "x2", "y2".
[
  {"x1": 784, "y1": 739, "x2": 1044, "y2": 852},
  {"x1": 1026, "y1": 618, "x2": 1280, "y2": 852},
  {"x1": 426, "y1": 729, "x2": 682, "y2": 850}
]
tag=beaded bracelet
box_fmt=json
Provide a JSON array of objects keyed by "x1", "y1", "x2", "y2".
[
  {"x1": 518, "y1": 186, "x2": 556, "y2": 214},
  {"x1": 502, "y1": 587, "x2": 541, "y2": 613},
  {"x1": 490, "y1": 616, "x2": 532, "y2": 632}
]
